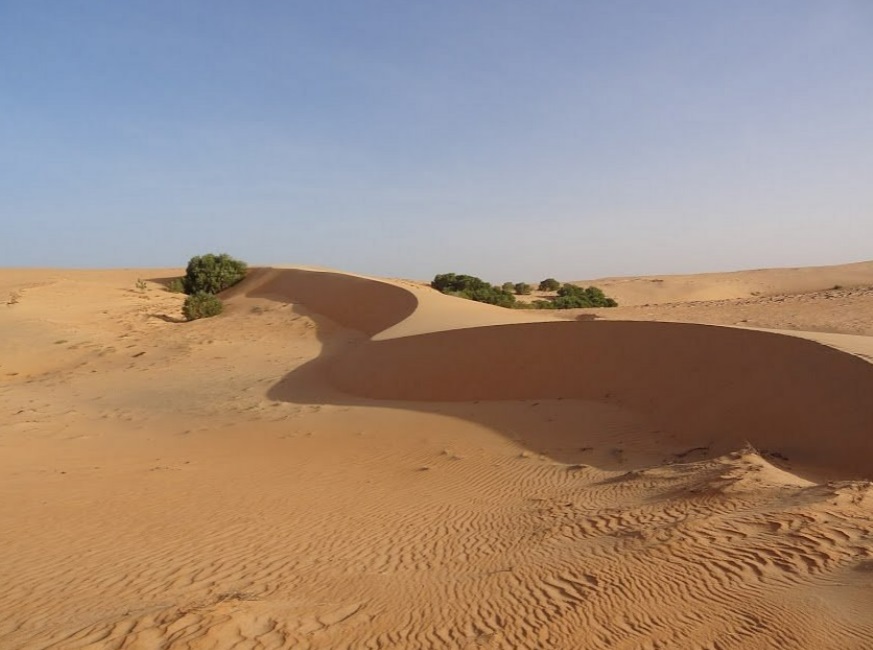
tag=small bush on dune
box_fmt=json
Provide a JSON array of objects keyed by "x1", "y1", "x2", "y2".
[
  {"x1": 551, "y1": 283, "x2": 618, "y2": 308},
  {"x1": 466, "y1": 285, "x2": 516, "y2": 308},
  {"x1": 514, "y1": 282, "x2": 532, "y2": 295},
  {"x1": 166, "y1": 278, "x2": 185, "y2": 293},
  {"x1": 183, "y1": 292, "x2": 224, "y2": 321},
  {"x1": 167, "y1": 252, "x2": 247, "y2": 321},
  {"x1": 538, "y1": 278, "x2": 561, "y2": 292},
  {"x1": 183, "y1": 253, "x2": 247, "y2": 295},
  {"x1": 432, "y1": 273, "x2": 490, "y2": 294}
]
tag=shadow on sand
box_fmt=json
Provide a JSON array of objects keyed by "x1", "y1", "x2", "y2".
[{"x1": 237, "y1": 268, "x2": 873, "y2": 480}]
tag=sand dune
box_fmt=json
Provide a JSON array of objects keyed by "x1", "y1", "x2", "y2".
[
  {"x1": 575, "y1": 259, "x2": 873, "y2": 306},
  {"x1": 3, "y1": 264, "x2": 873, "y2": 649},
  {"x1": 249, "y1": 269, "x2": 873, "y2": 479},
  {"x1": 239, "y1": 266, "x2": 553, "y2": 340},
  {"x1": 323, "y1": 320, "x2": 873, "y2": 480},
  {"x1": 234, "y1": 267, "x2": 419, "y2": 337},
  {"x1": 589, "y1": 284, "x2": 873, "y2": 338}
]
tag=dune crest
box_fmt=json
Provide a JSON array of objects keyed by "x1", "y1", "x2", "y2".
[
  {"x1": 232, "y1": 267, "x2": 419, "y2": 337},
  {"x1": 243, "y1": 269, "x2": 873, "y2": 480},
  {"x1": 234, "y1": 266, "x2": 553, "y2": 340}
]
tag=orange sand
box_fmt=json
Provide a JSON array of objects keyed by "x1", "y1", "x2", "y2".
[{"x1": 2, "y1": 262, "x2": 873, "y2": 649}]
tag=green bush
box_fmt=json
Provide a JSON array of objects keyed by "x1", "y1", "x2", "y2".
[
  {"x1": 551, "y1": 284, "x2": 618, "y2": 308},
  {"x1": 182, "y1": 253, "x2": 247, "y2": 295},
  {"x1": 466, "y1": 286, "x2": 516, "y2": 308},
  {"x1": 166, "y1": 278, "x2": 185, "y2": 293},
  {"x1": 538, "y1": 278, "x2": 561, "y2": 292},
  {"x1": 430, "y1": 273, "x2": 616, "y2": 310},
  {"x1": 432, "y1": 273, "x2": 490, "y2": 294},
  {"x1": 431, "y1": 273, "x2": 516, "y2": 308},
  {"x1": 183, "y1": 292, "x2": 224, "y2": 321}
]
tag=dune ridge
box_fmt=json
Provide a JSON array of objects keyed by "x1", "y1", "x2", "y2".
[
  {"x1": 244, "y1": 268, "x2": 873, "y2": 480},
  {"x1": 230, "y1": 267, "x2": 419, "y2": 337},
  {"x1": 237, "y1": 266, "x2": 553, "y2": 340}
]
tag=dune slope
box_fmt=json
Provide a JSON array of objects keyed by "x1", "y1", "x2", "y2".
[{"x1": 322, "y1": 320, "x2": 873, "y2": 479}]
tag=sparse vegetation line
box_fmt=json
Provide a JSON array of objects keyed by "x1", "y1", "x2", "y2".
[{"x1": 431, "y1": 273, "x2": 618, "y2": 309}]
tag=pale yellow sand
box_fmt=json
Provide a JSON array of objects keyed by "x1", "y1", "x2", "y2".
[
  {"x1": 2, "y1": 263, "x2": 873, "y2": 649},
  {"x1": 576, "y1": 259, "x2": 873, "y2": 307}
]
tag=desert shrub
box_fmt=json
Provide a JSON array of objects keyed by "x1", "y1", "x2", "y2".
[
  {"x1": 501, "y1": 282, "x2": 516, "y2": 293},
  {"x1": 514, "y1": 282, "x2": 532, "y2": 295},
  {"x1": 135, "y1": 278, "x2": 147, "y2": 292},
  {"x1": 467, "y1": 286, "x2": 516, "y2": 308},
  {"x1": 166, "y1": 278, "x2": 185, "y2": 293},
  {"x1": 183, "y1": 292, "x2": 224, "y2": 321},
  {"x1": 551, "y1": 296, "x2": 583, "y2": 309},
  {"x1": 538, "y1": 278, "x2": 561, "y2": 292},
  {"x1": 557, "y1": 283, "x2": 582, "y2": 298},
  {"x1": 550, "y1": 284, "x2": 617, "y2": 308},
  {"x1": 432, "y1": 273, "x2": 489, "y2": 294},
  {"x1": 432, "y1": 274, "x2": 615, "y2": 310},
  {"x1": 182, "y1": 253, "x2": 247, "y2": 295},
  {"x1": 431, "y1": 273, "x2": 516, "y2": 308}
]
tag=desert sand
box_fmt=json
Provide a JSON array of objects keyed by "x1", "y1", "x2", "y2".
[
  {"x1": 578, "y1": 260, "x2": 873, "y2": 307},
  {"x1": 2, "y1": 262, "x2": 873, "y2": 649}
]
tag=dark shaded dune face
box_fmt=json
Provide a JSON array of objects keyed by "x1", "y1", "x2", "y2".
[
  {"x1": 329, "y1": 321, "x2": 873, "y2": 479},
  {"x1": 234, "y1": 268, "x2": 418, "y2": 337}
]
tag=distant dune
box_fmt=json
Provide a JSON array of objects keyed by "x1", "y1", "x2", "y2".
[
  {"x1": 3, "y1": 262, "x2": 873, "y2": 649},
  {"x1": 573, "y1": 259, "x2": 873, "y2": 306}
]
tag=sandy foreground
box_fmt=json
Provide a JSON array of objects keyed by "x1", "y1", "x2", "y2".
[{"x1": 2, "y1": 262, "x2": 873, "y2": 649}]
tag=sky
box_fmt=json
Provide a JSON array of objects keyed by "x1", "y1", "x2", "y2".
[{"x1": 2, "y1": 1, "x2": 872, "y2": 282}]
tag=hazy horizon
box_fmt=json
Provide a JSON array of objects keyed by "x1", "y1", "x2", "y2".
[{"x1": 3, "y1": 1, "x2": 872, "y2": 280}]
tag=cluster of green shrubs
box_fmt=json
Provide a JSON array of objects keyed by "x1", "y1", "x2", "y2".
[
  {"x1": 501, "y1": 282, "x2": 532, "y2": 295},
  {"x1": 533, "y1": 283, "x2": 617, "y2": 309},
  {"x1": 432, "y1": 273, "x2": 617, "y2": 310},
  {"x1": 169, "y1": 253, "x2": 248, "y2": 321},
  {"x1": 431, "y1": 273, "x2": 517, "y2": 308}
]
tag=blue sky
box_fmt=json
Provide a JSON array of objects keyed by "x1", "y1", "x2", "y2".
[{"x1": 2, "y1": 1, "x2": 872, "y2": 281}]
